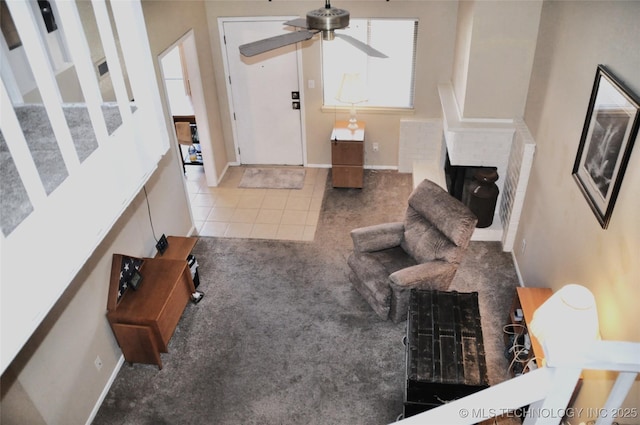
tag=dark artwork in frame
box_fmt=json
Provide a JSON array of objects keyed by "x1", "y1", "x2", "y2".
[{"x1": 572, "y1": 65, "x2": 640, "y2": 229}]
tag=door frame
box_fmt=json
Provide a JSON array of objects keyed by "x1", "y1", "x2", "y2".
[
  {"x1": 158, "y1": 29, "x2": 218, "y2": 186},
  {"x1": 218, "y1": 16, "x2": 307, "y2": 166}
]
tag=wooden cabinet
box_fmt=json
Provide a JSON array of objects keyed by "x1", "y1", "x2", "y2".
[
  {"x1": 331, "y1": 121, "x2": 364, "y2": 188},
  {"x1": 106, "y1": 237, "x2": 198, "y2": 369},
  {"x1": 505, "y1": 287, "x2": 553, "y2": 374}
]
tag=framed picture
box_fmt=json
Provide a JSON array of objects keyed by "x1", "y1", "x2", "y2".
[{"x1": 572, "y1": 65, "x2": 640, "y2": 229}]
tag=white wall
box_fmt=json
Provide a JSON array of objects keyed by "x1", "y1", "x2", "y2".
[{"x1": 516, "y1": 1, "x2": 640, "y2": 419}]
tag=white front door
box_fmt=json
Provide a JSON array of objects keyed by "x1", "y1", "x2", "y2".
[{"x1": 221, "y1": 19, "x2": 304, "y2": 165}]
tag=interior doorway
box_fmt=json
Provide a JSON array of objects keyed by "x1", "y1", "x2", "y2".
[
  {"x1": 219, "y1": 18, "x2": 305, "y2": 166},
  {"x1": 159, "y1": 30, "x2": 217, "y2": 186}
]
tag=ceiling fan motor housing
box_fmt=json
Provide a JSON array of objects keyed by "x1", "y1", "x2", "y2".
[{"x1": 307, "y1": 6, "x2": 349, "y2": 40}]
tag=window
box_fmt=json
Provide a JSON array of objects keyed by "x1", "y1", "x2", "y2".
[{"x1": 322, "y1": 18, "x2": 418, "y2": 109}]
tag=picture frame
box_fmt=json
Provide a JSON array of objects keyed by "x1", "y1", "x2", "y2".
[{"x1": 572, "y1": 65, "x2": 640, "y2": 229}]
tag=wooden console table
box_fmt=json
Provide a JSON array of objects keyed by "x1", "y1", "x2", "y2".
[
  {"x1": 506, "y1": 287, "x2": 553, "y2": 372},
  {"x1": 106, "y1": 236, "x2": 198, "y2": 369}
]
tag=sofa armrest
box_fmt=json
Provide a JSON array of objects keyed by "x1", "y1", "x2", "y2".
[
  {"x1": 388, "y1": 261, "x2": 457, "y2": 291},
  {"x1": 387, "y1": 261, "x2": 458, "y2": 323},
  {"x1": 350, "y1": 222, "x2": 405, "y2": 253}
]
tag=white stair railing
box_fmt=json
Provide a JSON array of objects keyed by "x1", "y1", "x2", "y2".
[
  {"x1": 393, "y1": 340, "x2": 640, "y2": 425},
  {"x1": 0, "y1": 0, "x2": 169, "y2": 374}
]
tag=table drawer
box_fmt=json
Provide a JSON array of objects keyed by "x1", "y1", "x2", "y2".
[
  {"x1": 332, "y1": 165, "x2": 363, "y2": 188},
  {"x1": 331, "y1": 141, "x2": 363, "y2": 165}
]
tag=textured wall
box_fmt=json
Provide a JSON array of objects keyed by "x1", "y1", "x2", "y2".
[{"x1": 516, "y1": 1, "x2": 640, "y2": 419}]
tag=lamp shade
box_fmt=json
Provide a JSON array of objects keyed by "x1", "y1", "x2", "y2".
[
  {"x1": 529, "y1": 284, "x2": 600, "y2": 361},
  {"x1": 336, "y1": 73, "x2": 368, "y2": 105}
]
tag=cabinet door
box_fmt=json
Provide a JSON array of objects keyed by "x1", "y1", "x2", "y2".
[
  {"x1": 332, "y1": 141, "x2": 363, "y2": 165},
  {"x1": 112, "y1": 323, "x2": 162, "y2": 368},
  {"x1": 332, "y1": 166, "x2": 364, "y2": 188}
]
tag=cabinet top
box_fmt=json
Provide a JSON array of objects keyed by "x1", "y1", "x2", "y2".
[
  {"x1": 331, "y1": 120, "x2": 365, "y2": 141},
  {"x1": 156, "y1": 236, "x2": 197, "y2": 260}
]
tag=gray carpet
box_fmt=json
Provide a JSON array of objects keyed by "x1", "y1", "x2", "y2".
[
  {"x1": 238, "y1": 168, "x2": 306, "y2": 189},
  {"x1": 93, "y1": 170, "x2": 520, "y2": 425},
  {"x1": 0, "y1": 103, "x2": 124, "y2": 236}
]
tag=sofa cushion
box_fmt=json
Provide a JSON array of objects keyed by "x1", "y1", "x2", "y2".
[
  {"x1": 407, "y1": 179, "x2": 477, "y2": 248},
  {"x1": 401, "y1": 206, "x2": 460, "y2": 264}
]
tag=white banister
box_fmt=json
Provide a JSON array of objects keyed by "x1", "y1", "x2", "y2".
[
  {"x1": 52, "y1": 0, "x2": 110, "y2": 145},
  {"x1": 1, "y1": 0, "x2": 168, "y2": 374},
  {"x1": 595, "y1": 372, "x2": 638, "y2": 425},
  {"x1": 6, "y1": 0, "x2": 80, "y2": 173},
  {"x1": 0, "y1": 80, "x2": 47, "y2": 208},
  {"x1": 393, "y1": 339, "x2": 640, "y2": 425},
  {"x1": 109, "y1": 0, "x2": 171, "y2": 156},
  {"x1": 522, "y1": 367, "x2": 582, "y2": 425},
  {"x1": 91, "y1": 0, "x2": 133, "y2": 128},
  {"x1": 395, "y1": 368, "x2": 554, "y2": 425}
]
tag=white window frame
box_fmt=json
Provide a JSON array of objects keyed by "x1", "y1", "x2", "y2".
[{"x1": 322, "y1": 18, "x2": 418, "y2": 111}]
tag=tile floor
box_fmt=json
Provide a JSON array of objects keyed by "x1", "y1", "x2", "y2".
[{"x1": 185, "y1": 165, "x2": 328, "y2": 241}]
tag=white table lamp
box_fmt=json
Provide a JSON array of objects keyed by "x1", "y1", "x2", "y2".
[{"x1": 336, "y1": 73, "x2": 367, "y2": 130}]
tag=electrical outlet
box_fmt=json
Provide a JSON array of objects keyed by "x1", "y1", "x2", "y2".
[
  {"x1": 372, "y1": 142, "x2": 379, "y2": 152},
  {"x1": 94, "y1": 355, "x2": 103, "y2": 371},
  {"x1": 520, "y1": 238, "x2": 526, "y2": 254}
]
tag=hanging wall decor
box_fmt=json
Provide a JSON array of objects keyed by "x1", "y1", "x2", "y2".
[{"x1": 572, "y1": 65, "x2": 640, "y2": 229}]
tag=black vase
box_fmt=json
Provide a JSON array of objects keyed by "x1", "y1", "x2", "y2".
[{"x1": 467, "y1": 168, "x2": 499, "y2": 228}]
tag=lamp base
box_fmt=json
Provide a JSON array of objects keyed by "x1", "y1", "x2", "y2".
[{"x1": 347, "y1": 118, "x2": 359, "y2": 130}]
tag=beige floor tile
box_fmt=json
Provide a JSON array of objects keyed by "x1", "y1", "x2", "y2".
[
  {"x1": 238, "y1": 194, "x2": 265, "y2": 209},
  {"x1": 225, "y1": 222, "x2": 253, "y2": 238},
  {"x1": 302, "y1": 225, "x2": 317, "y2": 241},
  {"x1": 230, "y1": 208, "x2": 259, "y2": 223},
  {"x1": 191, "y1": 206, "x2": 213, "y2": 221},
  {"x1": 186, "y1": 165, "x2": 328, "y2": 242},
  {"x1": 212, "y1": 192, "x2": 241, "y2": 208},
  {"x1": 261, "y1": 195, "x2": 288, "y2": 210},
  {"x1": 250, "y1": 223, "x2": 279, "y2": 239},
  {"x1": 281, "y1": 210, "x2": 308, "y2": 226},
  {"x1": 207, "y1": 207, "x2": 235, "y2": 222},
  {"x1": 309, "y1": 197, "x2": 324, "y2": 211},
  {"x1": 191, "y1": 193, "x2": 216, "y2": 207},
  {"x1": 305, "y1": 210, "x2": 320, "y2": 225},
  {"x1": 255, "y1": 209, "x2": 284, "y2": 224},
  {"x1": 289, "y1": 184, "x2": 315, "y2": 198},
  {"x1": 276, "y1": 224, "x2": 305, "y2": 240},
  {"x1": 239, "y1": 188, "x2": 267, "y2": 197},
  {"x1": 285, "y1": 197, "x2": 311, "y2": 211},
  {"x1": 185, "y1": 180, "x2": 202, "y2": 194},
  {"x1": 198, "y1": 221, "x2": 228, "y2": 237}
]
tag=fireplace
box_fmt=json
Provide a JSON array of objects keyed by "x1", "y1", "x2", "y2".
[{"x1": 444, "y1": 154, "x2": 499, "y2": 228}]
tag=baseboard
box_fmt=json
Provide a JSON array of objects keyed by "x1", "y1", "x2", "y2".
[
  {"x1": 85, "y1": 354, "x2": 125, "y2": 425},
  {"x1": 511, "y1": 251, "x2": 526, "y2": 287}
]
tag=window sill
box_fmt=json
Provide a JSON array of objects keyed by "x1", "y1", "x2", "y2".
[{"x1": 322, "y1": 105, "x2": 415, "y2": 115}]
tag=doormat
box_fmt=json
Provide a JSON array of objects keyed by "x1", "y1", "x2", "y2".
[{"x1": 238, "y1": 168, "x2": 306, "y2": 189}]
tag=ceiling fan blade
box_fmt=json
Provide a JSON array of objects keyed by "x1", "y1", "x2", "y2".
[
  {"x1": 334, "y1": 33, "x2": 388, "y2": 58},
  {"x1": 283, "y1": 18, "x2": 309, "y2": 29},
  {"x1": 239, "y1": 30, "x2": 317, "y2": 57}
]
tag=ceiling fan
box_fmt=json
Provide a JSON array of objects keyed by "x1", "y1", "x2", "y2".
[{"x1": 238, "y1": 0, "x2": 387, "y2": 58}]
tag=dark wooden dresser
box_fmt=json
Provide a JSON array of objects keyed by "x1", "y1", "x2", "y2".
[
  {"x1": 403, "y1": 290, "x2": 489, "y2": 418},
  {"x1": 106, "y1": 237, "x2": 198, "y2": 369}
]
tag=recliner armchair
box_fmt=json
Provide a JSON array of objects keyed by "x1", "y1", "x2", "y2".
[{"x1": 347, "y1": 179, "x2": 478, "y2": 322}]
